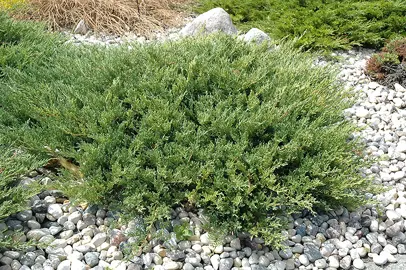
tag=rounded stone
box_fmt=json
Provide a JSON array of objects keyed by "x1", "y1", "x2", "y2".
[
  {"x1": 50, "y1": 239, "x2": 67, "y2": 249},
  {"x1": 20, "y1": 252, "x2": 36, "y2": 266},
  {"x1": 27, "y1": 220, "x2": 41, "y2": 230},
  {"x1": 57, "y1": 260, "x2": 70, "y2": 270},
  {"x1": 183, "y1": 262, "x2": 194, "y2": 270},
  {"x1": 70, "y1": 259, "x2": 86, "y2": 270},
  {"x1": 353, "y1": 258, "x2": 365, "y2": 269},
  {"x1": 386, "y1": 210, "x2": 402, "y2": 222},
  {"x1": 0, "y1": 256, "x2": 13, "y2": 265},
  {"x1": 214, "y1": 245, "x2": 224, "y2": 254},
  {"x1": 315, "y1": 258, "x2": 327, "y2": 269},
  {"x1": 11, "y1": 260, "x2": 22, "y2": 270},
  {"x1": 91, "y1": 232, "x2": 107, "y2": 247},
  {"x1": 27, "y1": 229, "x2": 49, "y2": 241},
  {"x1": 357, "y1": 247, "x2": 368, "y2": 258},
  {"x1": 84, "y1": 252, "x2": 99, "y2": 267},
  {"x1": 279, "y1": 248, "x2": 293, "y2": 259},
  {"x1": 178, "y1": 241, "x2": 192, "y2": 250},
  {"x1": 242, "y1": 28, "x2": 271, "y2": 45},
  {"x1": 3, "y1": 251, "x2": 21, "y2": 260},
  {"x1": 328, "y1": 255, "x2": 340, "y2": 268},
  {"x1": 339, "y1": 255, "x2": 351, "y2": 270},
  {"x1": 303, "y1": 243, "x2": 322, "y2": 262},
  {"x1": 164, "y1": 261, "x2": 181, "y2": 270},
  {"x1": 68, "y1": 211, "x2": 82, "y2": 224},
  {"x1": 229, "y1": 238, "x2": 241, "y2": 250},
  {"x1": 258, "y1": 255, "x2": 270, "y2": 267},
  {"x1": 0, "y1": 265, "x2": 12, "y2": 270},
  {"x1": 383, "y1": 244, "x2": 397, "y2": 254},
  {"x1": 179, "y1": 8, "x2": 238, "y2": 37},
  {"x1": 219, "y1": 258, "x2": 233, "y2": 270},
  {"x1": 47, "y1": 204, "x2": 63, "y2": 219},
  {"x1": 192, "y1": 244, "x2": 202, "y2": 253},
  {"x1": 298, "y1": 254, "x2": 309, "y2": 266},
  {"x1": 248, "y1": 253, "x2": 259, "y2": 264},
  {"x1": 63, "y1": 221, "x2": 75, "y2": 230},
  {"x1": 210, "y1": 254, "x2": 220, "y2": 270},
  {"x1": 16, "y1": 210, "x2": 33, "y2": 221},
  {"x1": 373, "y1": 254, "x2": 388, "y2": 266}
]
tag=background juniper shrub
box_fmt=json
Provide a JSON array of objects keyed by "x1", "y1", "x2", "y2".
[{"x1": 366, "y1": 38, "x2": 406, "y2": 87}]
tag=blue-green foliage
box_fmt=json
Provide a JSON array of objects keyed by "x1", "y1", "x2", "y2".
[
  {"x1": 196, "y1": 0, "x2": 406, "y2": 51},
  {"x1": 0, "y1": 15, "x2": 379, "y2": 246}
]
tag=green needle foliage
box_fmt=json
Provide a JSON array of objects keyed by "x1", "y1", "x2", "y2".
[
  {"x1": 0, "y1": 14, "x2": 57, "y2": 249},
  {"x1": 196, "y1": 0, "x2": 406, "y2": 52},
  {"x1": 0, "y1": 147, "x2": 39, "y2": 220},
  {"x1": 0, "y1": 15, "x2": 379, "y2": 246},
  {"x1": 0, "y1": 145, "x2": 44, "y2": 249}
]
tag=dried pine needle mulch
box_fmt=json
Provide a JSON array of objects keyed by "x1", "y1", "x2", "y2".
[{"x1": 9, "y1": 0, "x2": 193, "y2": 36}]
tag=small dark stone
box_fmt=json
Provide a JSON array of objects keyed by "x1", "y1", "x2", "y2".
[
  {"x1": 38, "y1": 191, "x2": 50, "y2": 199},
  {"x1": 281, "y1": 240, "x2": 295, "y2": 247},
  {"x1": 166, "y1": 250, "x2": 186, "y2": 261},
  {"x1": 106, "y1": 210, "x2": 120, "y2": 219},
  {"x1": 348, "y1": 221, "x2": 362, "y2": 230},
  {"x1": 302, "y1": 209, "x2": 311, "y2": 217},
  {"x1": 318, "y1": 227, "x2": 326, "y2": 235},
  {"x1": 304, "y1": 243, "x2": 323, "y2": 262},
  {"x1": 31, "y1": 200, "x2": 47, "y2": 213},
  {"x1": 360, "y1": 227, "x2": 370, "y2": 237},
  {"x1": 49, "y1": 190, "x2": 64, "y2": 198},
  {"x1": 185, "y1": 251, "x2": 198, "y2": 257},
  {"x1": 325, "y1": 227, "x2": 340, "y2": 239},
  {"x1": 243, "y1": 238, "x2": 261, "y2": 250},
  {"x1": 291, "y1": 213, "x2": 302, "y2": 220},
  {"x1": 6, "y1": 219, "x2": 22, "y2": 231},
  {"x1": 392, "y1": 232, "x2": 406, "y2": 246},
  {"x1": 296, "y1": 224, "x2": 307, "y2": 237},
  {"x1": 127, "y1": 264, "x2": 142, "y2": 270},
  {"x1": 42, "y1": 221, "x2": 59, "y2": 228},
  {"x1": 84, "y1": 205, "x2": 99, "y2": 215},
  {"x1": 361, "y1": 216, "x2": 372, "y2": 227},
  {"x1": 306, "y1": 224, "x2": 319, "y2": 236},
  {"x1": 311, "y1": 216, "x2": 325, "y2": 226},
  {"x1": 35, "y1": 213, "x2": 46, "y2": 223}
]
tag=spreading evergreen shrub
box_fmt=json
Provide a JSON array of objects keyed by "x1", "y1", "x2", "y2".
[
  {"x1": 0, "y1": 15, "x2": 378, "y2": 246},
  {"x1": 0, "y1": 145, "x2": 42, "y2": 219},
  {"x1": 0, "y1": 143, "x2": 45, "y2": 249},
  {"x1": 366, "y1": 38, "x2": 406, "y2": 87},
  {"x1": 0, "y1": 14, "x2": 50, "y2": 249},
  {"x1": 196, "y1": 0, "x2": 406, "y2": 51}
]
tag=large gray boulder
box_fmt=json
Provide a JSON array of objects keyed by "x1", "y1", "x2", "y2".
[
  {"x1": 242, "y1": 28, "x2": 271, "y2": 44},
  {"x1": 180, "y1": 8, "x2": 237, "y2": 36}
]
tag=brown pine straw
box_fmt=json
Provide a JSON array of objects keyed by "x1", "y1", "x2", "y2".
[{"x1": 12, "y1": 0, "x2": 192, "y2": 36}]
